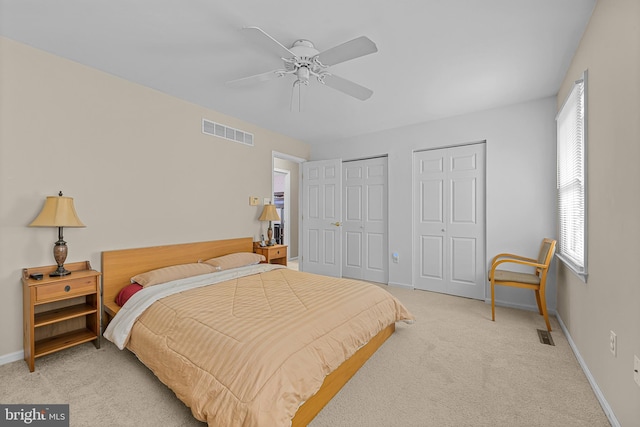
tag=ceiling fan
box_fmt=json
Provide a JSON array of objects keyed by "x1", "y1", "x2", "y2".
[{"x1": 226, "y1": 27, "x2": 378, "y2": 107}]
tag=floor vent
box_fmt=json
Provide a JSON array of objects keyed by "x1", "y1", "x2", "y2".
[
  {"x1": 537, "y1": 329, "x2": 555, "y2": 346},
  {"x1": 202, "y1": 118, "x2": 254, "y2": 146}
]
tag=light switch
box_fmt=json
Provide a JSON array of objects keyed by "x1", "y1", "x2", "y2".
[{"x1": 249, "y1": 196, "x2": 259, "y2": 206}]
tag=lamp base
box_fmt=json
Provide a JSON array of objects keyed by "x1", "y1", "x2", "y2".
[
  {"x1": 267, "y1": 225, "x2": 274, "y2": 245},
  {"x1": 51, "y1": 234, "x2": 71, "y2": 277},
  {"x1": 49, "y1": 266, "x2": 71, "y2": 277}
]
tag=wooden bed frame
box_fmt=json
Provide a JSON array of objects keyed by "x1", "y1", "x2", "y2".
[{"x1": 101, "y1": 237, "x2": 394, "y2": 426}]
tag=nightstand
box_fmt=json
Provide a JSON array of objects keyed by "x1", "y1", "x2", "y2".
[
  {"x1": 22, "y1": 261, "x2": 101, "y2": 372},
  {"x1": 254, "y1": 244, "x2": 288, "y2": 266}
]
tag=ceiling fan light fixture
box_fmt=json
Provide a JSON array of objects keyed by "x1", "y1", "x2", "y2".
[{"x1": 296, "y1": 66, "x2": 310, "y2": 83}]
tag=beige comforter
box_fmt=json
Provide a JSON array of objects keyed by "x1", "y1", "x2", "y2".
[{"x1": 124, "y1": 267, "x2": 414, "y2": 426}]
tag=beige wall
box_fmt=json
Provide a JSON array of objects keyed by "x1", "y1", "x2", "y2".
[
  {"x1": 556, "y1": 1, "x2": 640, "y2": 425},
  {"x1": 0, "y1": 37, "x2": 310, "y2": 358}
]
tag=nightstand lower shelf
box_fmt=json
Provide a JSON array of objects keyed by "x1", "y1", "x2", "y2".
[
  {"x1": 34, "y1": 329, "x2": 98, "y2": 359},
  {"x1": 35, "y1": 303, "x2": 97, "y2": 327}
]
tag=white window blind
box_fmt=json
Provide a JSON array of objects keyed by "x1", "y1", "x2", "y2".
[{"x1": 556, "y1": 72, "x2": 587, "y2": 280}]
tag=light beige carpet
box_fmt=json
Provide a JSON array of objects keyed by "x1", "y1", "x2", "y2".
[{"x1": 0, "y1": 285, "x2": 610, "y2": 427}]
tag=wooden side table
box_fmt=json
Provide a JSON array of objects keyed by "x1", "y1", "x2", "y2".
[
  {"x1": 254, "y1": 244, "x2": 288, "y2": 266},
  {"x1": 22, "y1": 261, "x2": 101, "y2": 372}
]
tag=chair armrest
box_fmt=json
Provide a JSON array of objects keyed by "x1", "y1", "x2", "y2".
[
  {"x1": 489, "y1": 258, "x2": 547, "y2": 279},
  {"x1": 490, "y1": 252, "x2": 537, "y2": 266}
]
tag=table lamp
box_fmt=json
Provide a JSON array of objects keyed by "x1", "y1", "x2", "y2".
[
  {"x1": 258, "y1": 203, "x2": 280, "y2": 246},
  {"x1": 29, "y1": 191, "x2": 86, "y2": 276}
]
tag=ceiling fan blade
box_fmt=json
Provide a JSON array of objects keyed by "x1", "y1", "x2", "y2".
[
  {"x1": 242, "y1": 26, "x2": 295, "y2": 59},
  {"x1": 225, "y1": 70, "x2": 285, "y2": 87},
  {"x1": 321, "y1": 74, "x2": 373, "y2": 101},
  {"x1": 315, "y1": 36, "x2": 378, "y2": 67}
]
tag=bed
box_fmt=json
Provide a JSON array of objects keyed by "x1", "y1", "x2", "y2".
[{"x1": 101, "y1": 237, "x2": 413, "y2": 426}]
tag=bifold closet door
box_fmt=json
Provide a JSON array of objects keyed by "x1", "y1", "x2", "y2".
[{"x1": 342, "y1": 157, "x2": 388, "y2": 284}]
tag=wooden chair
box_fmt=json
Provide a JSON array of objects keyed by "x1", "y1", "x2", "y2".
[{"x1": 489, "y1": 238, "x2": 557, "y2": 331}]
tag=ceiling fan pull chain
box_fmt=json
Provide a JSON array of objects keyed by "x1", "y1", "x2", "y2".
[
  {"x1": 290, "y1": 80, "x2": 299, "y2": 112},
  {"x1": 290, "y1": 80, "x2": 304, "y2": 112}
]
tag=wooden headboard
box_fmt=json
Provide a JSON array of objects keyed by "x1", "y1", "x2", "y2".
[{"x1": 101, "y1": 237, "x2": 253, "y2": 321}]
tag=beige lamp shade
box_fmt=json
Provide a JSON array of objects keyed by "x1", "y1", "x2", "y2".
[
  {"x1": 29, "y1": 194, "x2": 86, "y2": 228},
  {"x1": 258, "y1": 204, "x2": 280, "y2": 222}
]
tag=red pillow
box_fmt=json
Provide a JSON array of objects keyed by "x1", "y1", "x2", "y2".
[{"x1": 116, "y1": 283, "x2": 143, "y2": 306}]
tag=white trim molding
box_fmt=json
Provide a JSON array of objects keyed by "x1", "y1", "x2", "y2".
[
  {"x1": 556, "y1": 314, "x2": 620, "y2": 427},
  {"x1": 0, "y1": 350, "x2": 24, "y2": 367}
]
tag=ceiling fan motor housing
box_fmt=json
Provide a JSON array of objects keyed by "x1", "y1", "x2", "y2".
[{"x1": 291, "y1": 39, "x2": 318, "y2": 55}]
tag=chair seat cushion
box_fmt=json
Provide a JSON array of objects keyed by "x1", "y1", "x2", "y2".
[{"x1": 492, "y1": 270, "x2": 541, "y2": 285}]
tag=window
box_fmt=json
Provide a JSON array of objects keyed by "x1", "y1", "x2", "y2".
[{"x1": 556, "y1": 71, "x2": 587, "y2": 281}]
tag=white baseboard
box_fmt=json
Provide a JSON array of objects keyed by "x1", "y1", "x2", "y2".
[
  {"x1": 483, "y1": 298, "x2": 558, "y2": 316},
  {"x1": 556, "y1": 314, "x2": 620, "y2": 427},
  {"x1": 0, "y1": 350, "x2": 23, "y2": 366},
  {"x1": 387, "y1": 281, "x2": 413, "y2": 290}
]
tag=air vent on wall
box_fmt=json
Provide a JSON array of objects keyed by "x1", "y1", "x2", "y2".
[{"x1": 202, "y1": 118, "x2": 254, "y2": 146}]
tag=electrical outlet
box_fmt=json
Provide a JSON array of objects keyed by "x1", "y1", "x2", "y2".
[
  {"x1": 263, "y1": 198, "x2": 271, "y2": 205},
  {"x1": 392, "y1": 252, "x2": 399, "y2": 263},
  {"x1": 634, "y1": 355, "x2": 640, "y2": 387},
  {"x1": 609, "y1": 331, "x2": 617, "y2": 356}
]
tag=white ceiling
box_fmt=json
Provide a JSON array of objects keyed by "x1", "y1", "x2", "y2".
[{"x1": 0, "y1": 0, "x2": 595, "y2": 145}]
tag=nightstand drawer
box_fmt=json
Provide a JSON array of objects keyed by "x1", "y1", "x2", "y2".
[
  {"x1": 269, "y1": 247, "x2": 286, "y2": 258},
  {"x1": 35, "y1": 277, "x2": 96, "y2": 302}
]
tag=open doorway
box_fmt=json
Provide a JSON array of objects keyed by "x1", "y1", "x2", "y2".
[
  {"x1": 272, "y1": 152, "x2": 304, "y2": 261},
  {"x1": 273, "y1": 168, "x2": 289, "y2": 247}
]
